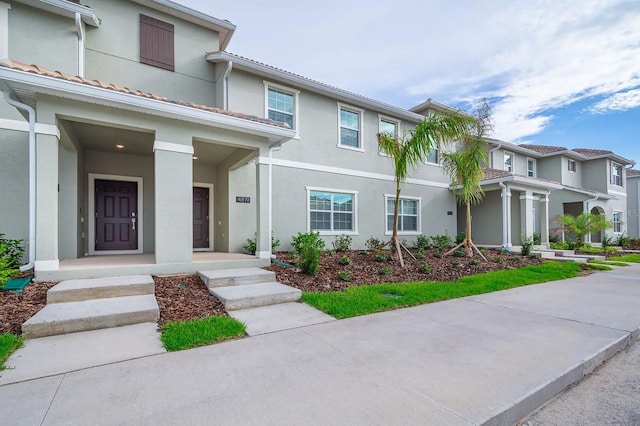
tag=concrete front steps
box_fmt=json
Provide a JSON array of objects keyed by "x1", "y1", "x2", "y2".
[
  {"x1": 530, "y1": 249, "x2": 607, "y2": 263},
  {"x1": 22, "y1": 275, "x2": 159, "y2": 339},
  {"x1": 199, "y1": 268, "x2": 301, "y2": 311}
]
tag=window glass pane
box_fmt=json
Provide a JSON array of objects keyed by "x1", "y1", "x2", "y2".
[
  {"x1": 333, "y1": 194, "x2": 353, "y2": 212},
  {"x1": 402, "y1": 199, "x2": 418, "y2": 215},
  {"x1": 268, "y1": 89, "x2": 293, "y2": 113},
  {"x1": 505, "y1": 154, "x2": 512, "y2": 170},
  {"x1": 379, "y1": 119, "x2": 397, "y2": 137},
  {"x1": 387, "y1": 198, "x2": 395, "y2": 213},
  {"x1": 403, "y1": 216, "x2": 418, "y2": 231},
  {"x1": 340, "y1": 128, "x2": 359, "y2": 147},
  {"x1": 340, "y1": 109, "x2": 359, "y2": 129},
  {"x1": 333, "y1": 212, "x2": 353, "y2": 230},
  {"x1": 387, "y1": 214, "x2": 394, "y2": 232},
  {"x1": 426, "y1": 149, "x2": 439, "y2": 164},
  {"x1": 310, "y1": 192, "x2": 331, "y2": 211},
  {"x1": 310, "y1": 212, "x2": 331, "y2": 230},
  {"x1": 268, "y1": 110, "x2": 293, "y2": 129}
]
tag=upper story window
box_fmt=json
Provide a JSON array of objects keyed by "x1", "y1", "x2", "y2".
[
  {"x1": 338, "y1": 104, "x2": 364, "y2": 151},
  {"x1": 504, "y1": 152, "x2": 513, "y2": 172},
  {"x1": 568, "y1": 159, "x2": 577, "y2": 173},
  {"x1": 613, "y1": 211, "x2": 623, "y2": 233},
  {"x1": 308, "y1": 188, "x2": 357, "y2": 234},
  {"x1": 140, "y1": 14, "x2": 175, "y2": 71},
  {"x1": 378, "y1": 116, "x2": 399, "y2": 157},
  {"x1": 527, "y1": 158, "x2": 536, "y2": 177},
  {"x1": 426, "y1": 148, "x2": 439, "y2": 165},
  {"x1": 611, "y1": 162, "x2": 623, "y2": 186},
  {"x1": 386, "y1": 196, "x2": 421, "y2": 234}
]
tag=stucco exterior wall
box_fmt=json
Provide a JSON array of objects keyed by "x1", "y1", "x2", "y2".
[
  {"x1": 0, "y1": 129, "x2": 29, "y2": 248},
  {"x1": 460, "y1": 190, "x2": 502, "y2": 246},
  {"x1": 537, "y1": 157, "x2": 562, "y2": 183},
  {"x1": 582, "y1": 159, "x2": 608, "y2": 193},
  {"x1": 627, "y1": 178, "x2": 640, "y2": 238},
  {"x1": 560, "y1": 156, "x2": 583, "y2": 188}
]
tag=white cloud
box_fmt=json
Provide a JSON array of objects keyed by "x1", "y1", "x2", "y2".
[
  {"x1": 178, "y1": 0, "x2": 640, "y2": 142},
  {"x1": 588, "y1": 89, "x2": 640, "y2": 114}
]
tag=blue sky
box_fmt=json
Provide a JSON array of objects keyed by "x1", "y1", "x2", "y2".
[{"x1": 177, "y1": 0, "x2": 640, "y2": 165}]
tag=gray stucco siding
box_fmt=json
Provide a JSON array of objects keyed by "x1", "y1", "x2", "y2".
[
  {"x1": 0, "y1": 129, "x2": 29, "y2": 248},
  {"x1": 457, "y1": 190, "x2": 503, "y2": 246},
  {"x1": 626, "y1": 178, "x2": 640, "y2": 238}
]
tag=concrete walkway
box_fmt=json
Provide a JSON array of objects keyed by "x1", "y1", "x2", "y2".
[{"x1": 1, "y1": 265, "x2": 639, "y2": 425}]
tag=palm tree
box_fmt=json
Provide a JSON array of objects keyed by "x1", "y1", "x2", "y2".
[
  {"x1": 378, "y1": 110, "x2": 474, "y2": 267},
  {"x1": 441, "y1": 135, "x2": 488, "y2": 259},
  {"x1": 553, "y1": 212, "x2": 612, "y2": 246}
]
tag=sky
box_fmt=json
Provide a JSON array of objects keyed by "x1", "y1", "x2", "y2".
[{"x1": 178, "y1": 0, "x2": 640, "y2": 165}]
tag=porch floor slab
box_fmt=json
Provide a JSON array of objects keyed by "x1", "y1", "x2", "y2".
[
  {"x1": 229, "y1": 302, "x2": 336, "y2": 336},
  {"x1": 0, "y1": 323, "x2": 165, "y2": 386}
]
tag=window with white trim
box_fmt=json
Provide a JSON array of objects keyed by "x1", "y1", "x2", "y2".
[
  {"x1": 309, "y1": 190, "x2": 355, "y2": 232},
  {"x1": 504, "y1": 152, "x2": 513, "y2": 172},
  {"x1": 613, "y1": 211, "x2": 623, "y2": 233},
  {"x1": 267, "y1": 87, "x2": 295, "y2": 129},
  {"x1": 426, "y1": 148, "x2": 439, "y2": 165},
  {"x1": 338, "y1": 105, "x2": 362, "y2": 150},
  {"x1": 378, "y1": 117, "x2": 398, "y2": 156},
  {"x1": 386, "y1": 196, "x2": 420, "y2": 233},
  {"x1": 611, "y1": 162, "x2": 623, "y2": 186},
  {"x1": 527, "y1": 158, "x2": 536, "y2": 177},
  {"x1": 568, "y1": 159, "x2": 576, "y2": 172}
]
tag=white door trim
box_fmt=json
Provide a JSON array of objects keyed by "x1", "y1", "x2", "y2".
[
  {"x1": 88, "y1": 173, "x2": 144, "y2": 255},
  {"x1": 193, "y1": 182, "x2": 214, "y2": 252}
]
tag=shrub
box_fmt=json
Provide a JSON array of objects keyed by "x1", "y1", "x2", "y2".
[
  {"x1": 0, "y1": 234, "x2": 24, "y2": 270},
  {"x1": 520, "y1": 234, "x2": 534, "y2": 256},
  {"x1": 359, "y1": 250, "x2": 369, "y2": 256},
  {"x1": 326, "y1": 250, "x2": 335, "y2": 257},
  {"x1": 378, "y1": 267, "x2": 392, "y2": 275},
  {"x1": 243, "y1": 233, "x2": 280, "y2": 255},
  {"x1": 453, "y1": 248, "x2": 465, "y2": 257},
  {"x1": 374, "y1": 254, "x2": 387, "y2": 262},
  {"x1": 549, "y1": 241, "x2": 568, "y2": 250},
  {"x1": 431, "y1": 234, "x2": 452, "y2": 252},
  {"x1": 332, "y1": 234, "x2": 352, "y2": 252},
  {"x1": 0, "y1": 251, "x2": 16, "y2": 287},
  {"x1": 469, "y1": 259, "x2": 480, "y2": 266},
  {"x1": 451, "y1": 261, "x2": 460, "y2": 267},
  {"x1": 415, "y1": 248, "x2": 424, "y2": 259},
  {"x1": 601, "y1": 235, "x2": 613, "y2": 252},
  {"x1": 337, "y1": 271, "x2": 351, "y2": 282},
  {"x1": 365, "y1": 237, "x2": 384, "y2": 251},
  {"x1": 508, "y1": 255, "x2": 522, "y2": 263},
  {"x1": 292, "y1": 232, "x2": 325, "y2": 275},
  {"x1": 419, "y1": 263, "x2": 431, "y2": 274},
  {"x1": 532, "y1": 232, "x2": 541, "y2": 245},
  {"x1": 492, "y1": 256, "x2": 504, "y2": 264},
  {"x1": 415, "y1": 234, "x2": 431, "y2": 250},
  {"x1": 455, "y1": 232, "x2": 465, "y2": 245},
  {"x1": 433, "y1": 252, "x2": 443, "y2": 259},
  {"x1": 616, "y1": 234, "x2": 630, "y2": 247},
  {"x1": 338, "y1": 255, "x2": 351, "y2": 266}
]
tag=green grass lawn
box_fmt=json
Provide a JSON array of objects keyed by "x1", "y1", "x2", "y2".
[
  {"x1": 584, "y1": 263, "x2": 613, "y2": 271},
  {"x1": 0, "y1": 333, "x2": 23, "y2": 370},
  {"x1": 589, "y1": 259, "x2": 630, "y2": 267},
  {"x1": 160, "y1": 316, "x2": 246, "y2": 352},
  {"x1": 302, "y1": 261, "x2": 583, "y2": 319},
  {"x1": 614, "y1": 254, "x2": 640, "y2": 263}
]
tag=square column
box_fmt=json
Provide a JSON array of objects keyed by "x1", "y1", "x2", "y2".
[
  {"x1": 153, "y1": 141, "x2": 193, "y2": 264},
  {"x1": 520, "y1": 191, "x2": 535, "y2": 240},
  {"x1": 255, "y1": 159, "x2": 270, "y2": 259},
  {"x1": 501, "y1": 185, "x2": 512, "y2": 247},
  {"x1": 35, "y1": 133, "x2": 59, "y2": 271},
  {"x1": 540, "y1": 194, "x2": 550, "y2": 247}
]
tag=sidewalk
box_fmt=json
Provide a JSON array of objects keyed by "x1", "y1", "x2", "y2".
[{"x1": 1, "y1": 265, "x2": 639, "y2": 425}]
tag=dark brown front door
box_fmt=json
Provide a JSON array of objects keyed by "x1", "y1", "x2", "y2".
[
  {"x1": 95, "y1": 179, "x2": 138, "y2": 251},
  {"x1": 193, "y1": 186, "x2": 210, "y2": 249}
]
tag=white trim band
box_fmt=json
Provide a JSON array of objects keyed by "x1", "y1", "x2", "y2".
[
  {"x1": 35, "y1": 259, "x2": 59, "y2": 271},
  {"x1": 0, "y1": 118, "x2": 60, "y2": 137},
  {"x1": 153, "y1": 141, "x2": 194, "y2": 155}
]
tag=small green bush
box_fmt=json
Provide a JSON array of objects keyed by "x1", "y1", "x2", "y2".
[
  {"x1": 453, "y1": 248, "x2": 465, "y2": 257},
  {"x1": 469, "y1": 259, "x2": 480, "y2": 266},
  {"x1": 415, "y1": 248, "x2": 424, "y2": 259},
  {"x1": 378, "y1": 267, "x2": 392, "y2": 275},
  {"x1": 616, "y1": 234, "x2": 630, "y2": 247},
  {"x1": 365, "y1": 237, "x2": 384, "y2": 251},
  {"x1": 451, "y1": 261, "x2": 460, "y2": 267},
  {"x1": 532, "y1": 232, "x2": 541, "y2": 245},
  {"x1": 374, "y1": 254, "x2": 387, "y2": 262},
  {"x1": 455, "y1": 232, "x2": 465, "y2": 245},
  {"x1": 420, "y1": 263, "x2": 431, "y2": 274},
  {"x1": 243, "y1": 233, "x2": 280, "y2": 255},
  {"x1": 508, "y1": 255, "x2": 522, "y2": 263},
  {"x1": 332, "y1": 234, "x2": 352, "y2": 252},
  {"x1": 433, "y1": 252, "x2": 443, "y2": 259},
  {"x1": 520, "y1": 234, "x2": 534, "y2": 256},
  {"x1": 415, "y1": 234, "x2": 431, "y2": 250},
  {"x1": 292, "y1": 232, "x2": 325, "y2": 275},
  {"x1": 0, "y1": 234, "x2": 24, "y2": 269},
  {"x1": 337, "y1": 271, "x2": 351, "y2": 282},
  {"x1": 338, "y1": 255, "x2": 351, "y2": 266},
  {"x1": 326, "y1": 249, "x2": 335, "y2": 256},
  {"x1": 492, "y1": 256, "x2": 504, "y2": 264},
  {"x1": 359, "y1": 250, "x2": 369, "y2": 256},
  {"x1": 431, "y1": 234, "x2": 452, "y2": 252}
]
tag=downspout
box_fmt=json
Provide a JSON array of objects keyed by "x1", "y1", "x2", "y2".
[
  {"x1": 499, "y1": 181, "x2": 508, "y2": 248},
  {"x1": 75, "y1": 12, "x2": 85, "y2": 77},
  {"x1": 267, "y1": 141, "x2": 284, "y2": 258},
  {"x1": 488, "y1": 143, "x2": 501, "y2": 168},
  {"x1": 222, "y1": 60, "x2": 233, "y2": 110},
  {"x1": 3, "y1": 90, "x2": 36, "y2": 272}
]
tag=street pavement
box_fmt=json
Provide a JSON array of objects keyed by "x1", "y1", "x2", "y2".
[{"x1": 0, "y1": 264, "x2": 639, "y2": 425}]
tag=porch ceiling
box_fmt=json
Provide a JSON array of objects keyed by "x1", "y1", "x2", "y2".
[{"x1": 63, "y1": 120, "x2": 155, "y2": 156}]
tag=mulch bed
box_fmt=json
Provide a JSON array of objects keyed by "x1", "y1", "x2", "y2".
[
  {"x1": 153, "y1": 274, "x2": 226, "y2": 326},
  {"x1": 0, "y1": 280, "x2": 56, "y2": 335},
  {"x1": 267, "y1": 248, "x2": 542, "y2": 292}
]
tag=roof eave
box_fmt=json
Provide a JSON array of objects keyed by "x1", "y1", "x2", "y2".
[
  {"x1": 479, "y1": 175, "x2": 563, "y2": 190},
  {"x1": 206, "y1": 52, "x2": 425, "y2": 123},
  {"x1": 0, "y1": 67, "x2": 294, "y2": 143}
]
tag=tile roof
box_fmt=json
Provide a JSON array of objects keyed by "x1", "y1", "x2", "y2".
[
  {"x1": 481, "y1": 168, "x2": 513, "y2": 180},
  {"x1": 519, "y1": 144, "x2": 567, "y2": 154},
  {"x1": 627, "y1": 169, "x2": 640, "y2": 177},
  {"x1": 572, "y1": 148, "x2": 613, "y2": 157},
  {"x1": 0, "y1": 59, "x2": 289, "y2": 129}
]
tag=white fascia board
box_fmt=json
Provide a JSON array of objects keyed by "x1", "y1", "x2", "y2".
[
  {"x1": 0, "y1": 67, "x2": 296, "y2": 143},
  {"x1": 13, "y1": 0, "x2": 100, "y2": 26},
  {"x1": 207, "y1": 52, "x2": 425, "y2": 123},
  {"x1": 480, "y1": 175, "x2": 563, "y2": 190},
  {"x1": 130, "y1": 0, "x2": 235, "y2": 49},
  {"x1": 561, "y1": 185, "x2": 616, "y2": 200}
]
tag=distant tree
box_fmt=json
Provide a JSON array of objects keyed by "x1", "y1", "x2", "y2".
[{"x1": 378, "y1": 110, "x2": 474, "y2": 267}]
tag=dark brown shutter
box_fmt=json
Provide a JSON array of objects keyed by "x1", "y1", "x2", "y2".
[{"x1": 140, "y1": 14, "x2": 175, "y2": 71}]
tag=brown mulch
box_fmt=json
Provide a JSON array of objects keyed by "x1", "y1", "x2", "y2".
[
  {"x1": 267, "y1": 248, "x2": 542, "y2": 293},
  {"x1": 153, "y1": 274, "x2": 226, "y2": 326},
  {"x1": 0, "y1": 280, "x2": 56, "y2": 335}
]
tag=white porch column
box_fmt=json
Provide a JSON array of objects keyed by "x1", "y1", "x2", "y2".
[
  {"x1": 540, "y1": 193, "x2": 550, "y2": 247},
  {"x1": 520, "y1": 191, "x2": 535, "y2": 240},
  {"x1": 35, "y1": 133, "x2": 59, "y2": 271},
  {"x1": 153, "y1": 141, "x2": 193, "y2": 264},
  {"x1": 501, "y1": 184, "x2": 512, "y2": 247},
  {"x1": 255, "y1": 156, "x2": 270, "y2": 259}
]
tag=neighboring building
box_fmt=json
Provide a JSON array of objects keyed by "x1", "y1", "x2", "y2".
[
  {"x1": 0, "y1": 0, "x2": 636, "y2": 281},
  {"x1": 626, "y1": 169, "x2": 640, "y2": 238}
]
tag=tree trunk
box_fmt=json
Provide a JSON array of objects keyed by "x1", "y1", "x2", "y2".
[{"x1": 465, "y1": 202, "x2": 473, "y2": 257}]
